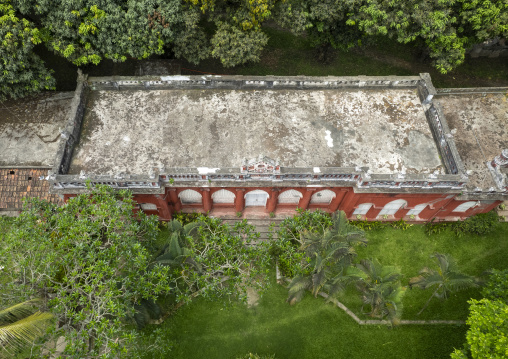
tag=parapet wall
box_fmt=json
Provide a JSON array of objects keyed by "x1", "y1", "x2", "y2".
[{"x1": 49, "y1": 73, "x2": 470, "y2": 195}]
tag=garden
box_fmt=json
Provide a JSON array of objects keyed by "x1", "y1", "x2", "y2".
[{"x1": 1, "y1": 188, "x2": 507, "y2": 358}]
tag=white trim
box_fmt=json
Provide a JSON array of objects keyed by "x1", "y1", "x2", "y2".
[
  {"x1": 452, "y1": 201, "x2": 477, "y2": 213},
  {"x1": 310, "y1": 190, "x2": 336, "y2": 204},
  {"x1": 211, "y1": 189, "x2": 236, "y2": 204},
  {"x1": 353, "y1": 203, "x2": 372, "y2": 215},
  {"x1": 407, "y1": 204, "x2": 427, "y2": 216},
  {"x1": 178, "y1": 189, "x2": 202, "y2": 204},
  {"x1": 378, "y1": 199, "x2": 407, "y2": 216},
  {"x1": 278, "y1": 190, "x2": 303, "y2": 204}
]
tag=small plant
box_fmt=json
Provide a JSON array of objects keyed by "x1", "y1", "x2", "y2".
[
  {"x1": 236, "y1": 211, "x2": 243, "y2": 218},
  {"x1": 383, "y1": 214, "x2": 389, "y2": 219},
  {"x1": 424, "y1": 218, "x2": 449, "y2": 236},
  {"x1": 409, "y1": 214, "x2": 416, "y2": 220},
  {"x1": 390, "y1": 219, "x2": 412, "y2": 230},
  {"x1": 499, "y1": 203, "x2": 506, "y2": 210},
  {"x1": 169, "y1": 177, "x2": 175, "y2": 185},
  {"x1": 356, "y1": 214, "x2": 363, "y2": 220},
  {"x1": 269, "y1": 211, "x2": 275, "y2": 218},
  {"x1": 350, "y1": 220, "x2": 388, "y2": 231}
]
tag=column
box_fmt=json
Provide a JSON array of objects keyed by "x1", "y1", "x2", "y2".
[
  {"x1": 235, "y1": 188, "x2": 245, "y2": 213},
  {"x1": 266, "y1": 188, "x2": 279, "y2": 213},
  {"x1": 339, "y1": 189, "x2": 357, "y2": 218},
  {"x1": 202, "y1": 189, "x2": 212, "y2": 212},
  {"x1": 155, "y1": 194, "x2": 171, "y2": 220},
  {"x1": 365, "y1": 207, "x2": 382, "y2": 220},
  {"x1": 395, "y1": 207, "x2": 411, "y2": 220},
  {"x1": 298, "y1": 189, "x2": 316, "y2": 210},
  {"x1": 167, "y1": 189, "x2": 181, "y2": 212},
  {"x1": 328, "y1": 190, "x2": 346, "y2": 212}
]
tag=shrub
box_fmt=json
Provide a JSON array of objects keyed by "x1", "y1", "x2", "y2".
[{"x1": 482, "y1": 269, "x2": 508, "y2": 303}]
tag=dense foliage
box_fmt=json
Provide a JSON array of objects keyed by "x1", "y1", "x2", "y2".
[
  {"x1": 451, "y1": 270, "x2": 508, "y2": 359},
  {"x1": 0, "y1": 1, "x2": 55, "y2": 100},
  {"x1": 425, "y1": 211, "x2": 501, "y2": 237},
  {"x1": 156, "y1": 217, "x2": 271, "y2": 304},
  {"x1": 2, "y1": 0, "x2": 507, "y2": 99},
  {"x1": 0, "y1": 185, "x2": 172, "y2": 357}
]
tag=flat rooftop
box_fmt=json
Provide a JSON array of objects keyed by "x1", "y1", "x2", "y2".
[
  {"x1": 69, "y1": 88, "x2": 445, "y2": 176},
  {"x1": 0, "y1": 92, "x2": 73, "y2": 167},
  {"x1": 437, "y1": 92, "x2": 508, "y2": 191}
]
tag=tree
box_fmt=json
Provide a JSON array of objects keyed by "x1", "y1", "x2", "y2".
[
  {"x1": 0, "y1": 185, "x2": 171, "y2": 358},
  {"x1": 155, "y1": 217, "x2": 271, "y2": 304},
  {"x1": 0, "y1": 0, "x2": 55, "y2": 100},
  {"x1": 286, "y1": 211, "x2": 367, "y2": 304},
  {"x1": 354, "y1": 258, "x2": 405, "y2": 322},
  {"x1": 451, "y1": 299, "x2": 508, "y2": 359},
  {"x1": 0, "y1": 300, "x2": 54, "y2": 356},
  {"x1": 409, "y1": 252, "x2": 479, "y2": 315},
  {"x1": 12, "y1": 0, "x2": 206, "y2": 66},
  {"x1": 451, "y1": 269, "x2": 508, "y2": 359}
]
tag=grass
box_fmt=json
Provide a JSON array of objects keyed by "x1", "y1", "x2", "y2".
[
  {"x1": 152, "y1": 276, "x2": 466, "y2": 359},
  {"x1": 141, "y1": 221, "x2": 508, "y2": 359},
  {"x1": 349, "y1": 222, "x2": 508, "y2": 320}
]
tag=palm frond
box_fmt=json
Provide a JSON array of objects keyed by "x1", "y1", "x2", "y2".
[
  {"x1": 0, "y1": 311, "x2": 54, "y2": 353},
  {"x1": 0, "y1": 300, "x2": 42, "y2": 325}
]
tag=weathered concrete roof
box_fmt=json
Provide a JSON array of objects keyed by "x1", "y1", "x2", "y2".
[
  {"x1": 0, "y1": 92, "x2": 73, "y2": 167},
  {"x1": 69, "y1": 88, "x2": 445, "y2": 176},
  {"x1": 437, "y1": 92, "x2": 508, "y2": 191}
]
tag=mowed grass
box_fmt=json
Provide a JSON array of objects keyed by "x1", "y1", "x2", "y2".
[
  {"x1": 148, "y1": 222, "x2": 508, "y2": 359},
  {"x1": 163, "y1": 279, "x2": 466, "y2": 359},
  {"x1": 348, "y1": 222, "x2": 508, "y2": 320}
]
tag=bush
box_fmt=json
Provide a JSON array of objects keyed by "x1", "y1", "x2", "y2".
[
  {"x1": 482, "y1": 269, "x2": 508, "y2": 303},
  {"x1": 425, "y1": 211, "x2": 501, "y2": 237}
]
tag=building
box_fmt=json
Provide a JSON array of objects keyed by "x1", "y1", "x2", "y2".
[{"x1": 1, "y1": 71, "x2": 507, "y2": 220}]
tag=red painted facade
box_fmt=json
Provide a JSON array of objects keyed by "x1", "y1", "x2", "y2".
[{"x1": 61, "y1": 186, "x2": 502, "y2": 222}]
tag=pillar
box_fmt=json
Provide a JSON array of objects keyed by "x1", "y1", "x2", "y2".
[
  {"x1": 338, "y1": 189, "x2": 357, "y2": 218},
  {"x1": 155, "y1": 194, "x2": 171, "y2": 220},
  {"x1": 395, "y1": 207, "x2": 411, "y2": 220},
  {"x1": 202, "y1": 189, "x2": 212, "y2": 212},
  {"x1": 328, "y1": 190, "x2": 346, "y2": 212},
  {"x1": 235, "y1": 188, "x2": 245, "y2": 213},
  {"x1": 365, "y1": 205, "x2": 382, "y2": 220},
  {"x1": 266, "y1": 188, "x2": 279, "y2": 213},
  {"x1": 298, "y1": 189, "x2": 316, "y2": 210},
  {"x1": 167, "y1": 189, "x2": 181, "y2": 212}
]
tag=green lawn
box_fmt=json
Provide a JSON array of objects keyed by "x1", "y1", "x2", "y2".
[
  {"x1": 144, "y1": 222, "x2": 508, "y2": 359},
  {"x1": 159, "y1": 278, "x2": 466, "y2": 359}
]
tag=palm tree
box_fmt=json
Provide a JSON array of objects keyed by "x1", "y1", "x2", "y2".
[
  {"x1": 0, "y1": 299, "x2": 54, "y2": 355},
  {"x1": 354, "y1": 258, "x2": 405, "y2": 322},
  {"x1": 287, "y1": 211, "x2": 367, "y2": 304},
  {"x1": 409, "y1": 252, "x2": 479, "y2": 315}
]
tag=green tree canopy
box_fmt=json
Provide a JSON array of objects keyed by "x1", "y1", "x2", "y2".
[
  {"x1": 0, "y1": 185, "x2": 171, "y2": 357},
  {"x1": 0, "y1": 0, "x2": 55, "y2": 100}
]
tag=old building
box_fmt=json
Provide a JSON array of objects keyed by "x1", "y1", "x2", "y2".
[{"x1": 1, "y1": 71, "x2": 507, "y2": 220}]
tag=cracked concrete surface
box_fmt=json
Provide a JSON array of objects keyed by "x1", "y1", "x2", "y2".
[
  {"x1": 0, "y1": 92, "x2": 73, "y2": 167},
  {"x1": 69, "y1": 88, "x2": 444, "y2": 176},
  {"x1": 437, "y1": 92, "x2": 508, "y2": 190}
]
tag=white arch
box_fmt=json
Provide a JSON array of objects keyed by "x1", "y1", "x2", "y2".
[
  {"x1": 353, "y1": 203, "x2": 373, "y2": 215},
  {"x1": 178, "y1": 189, "x2": 202, "y2": 204},
  {"x1": 211, "y1": 189, "x2": 236, "y2": 204},
  {"x1": 406, "y1": 204, "x2": 427, "y2": 217},
  {"x1": 452, "y1": 201, "x2": 477, "y2": 213},
  {"x1": 278, "y1": 190, "x2": 303, "y2": 204},
  {"x1": 244, "y1": 190, "x2": 269, "y2": 207},
  {"x1": 310, "y1": 190, "x2": 337, "y2": 204},
  {"x1": 378, "y1": 199, "x2": 407, "y2": 216}
]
